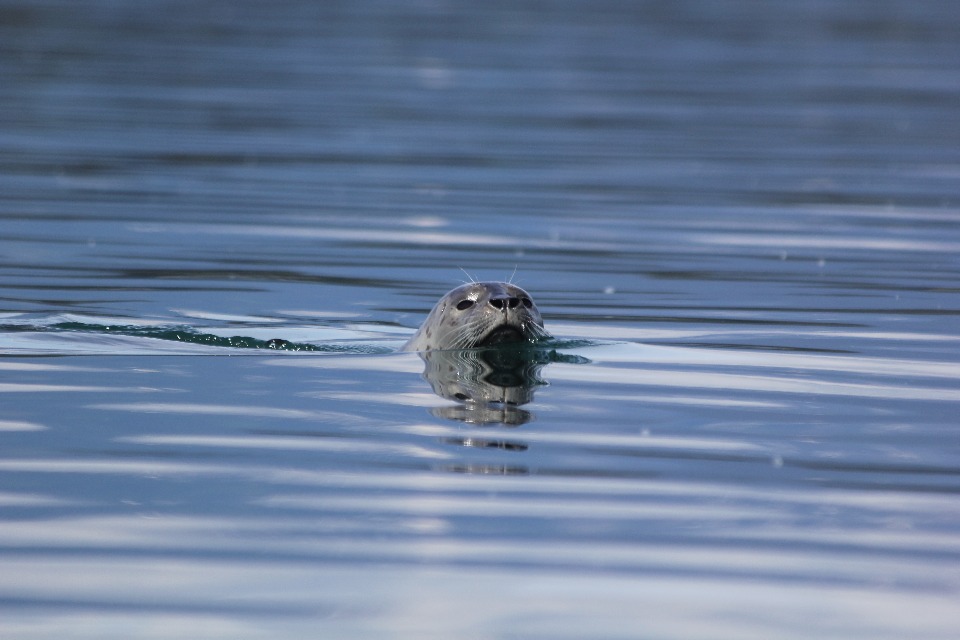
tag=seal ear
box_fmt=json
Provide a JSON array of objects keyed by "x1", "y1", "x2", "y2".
[{"x1": 456, "y1": 299, "x2": 475, "y2": 310}]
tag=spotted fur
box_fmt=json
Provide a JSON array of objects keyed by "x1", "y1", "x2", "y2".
[{"x1": 402, "y1": 282, "x2": 549, "y2": 352}]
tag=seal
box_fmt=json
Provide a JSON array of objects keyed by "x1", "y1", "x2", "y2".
[{"x1": 401, "y1": 281, "x2": 550, "y2": 352}]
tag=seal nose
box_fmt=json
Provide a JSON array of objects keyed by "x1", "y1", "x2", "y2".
[{"x1": 489, "y1": 296, "x2": 520, "y2": 310}]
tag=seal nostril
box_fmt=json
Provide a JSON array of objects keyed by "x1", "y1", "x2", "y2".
[
  {"x1": 456, "y1": 299, "x2": 474, "y2": 310},
  {"x1": 508, "y1": 297, "x2": 519, "y2": 309},
  {"x1": 489, "y1": 299, "x2": 504, "y2": 309}
]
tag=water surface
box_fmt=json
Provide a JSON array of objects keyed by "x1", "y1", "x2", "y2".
[{"x1": 2, "y1": 1, "x2": 959, "y2": 638}]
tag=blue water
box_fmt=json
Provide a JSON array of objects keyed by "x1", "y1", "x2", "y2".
[{"x1": 2, "y1": 1, "x2": 959, "y2": 638}]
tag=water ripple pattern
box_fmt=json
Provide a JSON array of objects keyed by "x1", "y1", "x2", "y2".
[{"x1": 1, "y1": 1, "x2": 959, "y2": 639}]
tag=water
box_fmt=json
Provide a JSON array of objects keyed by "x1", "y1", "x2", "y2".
[{"x1": 2, "y1": 1, "x2": 959, "y2": 638}]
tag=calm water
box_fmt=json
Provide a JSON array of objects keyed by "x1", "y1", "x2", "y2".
[{"x1": 2, "y1": 1, "x2": 960, "y2": 638}]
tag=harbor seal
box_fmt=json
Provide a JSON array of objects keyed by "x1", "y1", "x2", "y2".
[{"x1": 401, "y1": 282, "x2": 550, "y2": 352}]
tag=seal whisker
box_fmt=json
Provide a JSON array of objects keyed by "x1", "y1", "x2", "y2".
[
  {"x1": 458, "y1": 267, "x2": 477, "y2": 284},
  {"x1": 447, "y1": 317, "x2": 488, "y2": 349}
]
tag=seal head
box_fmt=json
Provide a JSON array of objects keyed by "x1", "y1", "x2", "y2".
[{"x1": 402, "y1": 282, "x2": 549, "y2": 352}]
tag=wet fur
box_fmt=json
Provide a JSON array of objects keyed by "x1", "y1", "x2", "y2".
[{"x1": 402, "y1": 282, "x2": 549, "y2": 352}]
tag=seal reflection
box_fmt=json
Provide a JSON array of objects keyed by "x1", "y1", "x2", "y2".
[
  {"x1": 418, "y1": 346, "x2": 552, "y2": 426},
  {"x1": 416, "y1": 346, "x2": 549, "y2": 474},
  {"x1": 417, "y1": 346, "x2": 588, "y2": 474}
]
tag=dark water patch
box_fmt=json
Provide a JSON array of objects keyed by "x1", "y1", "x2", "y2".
[{"x1": 0, "y1": 320, "x2": 392, "y2": 353}]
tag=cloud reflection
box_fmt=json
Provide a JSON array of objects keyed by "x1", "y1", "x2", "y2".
[
  {"x1": 0, "y1": 420, "x2": 47, "y2": 431},
  {"x1": 546, "y1": 362, "x2": 960, "y2": 402}
]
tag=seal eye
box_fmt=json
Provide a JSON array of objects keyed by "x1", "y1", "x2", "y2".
[
  {"x1": 456, "y1": 299, "x2": 474, "y2": 310},
  {"x1": 520, "y1": 297, "x2": 533, "y2": 309}
]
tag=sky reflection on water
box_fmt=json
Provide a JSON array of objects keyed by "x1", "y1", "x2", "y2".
[{"x1": 1, "y1": 0, "x2": 960, "y2": 638}]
